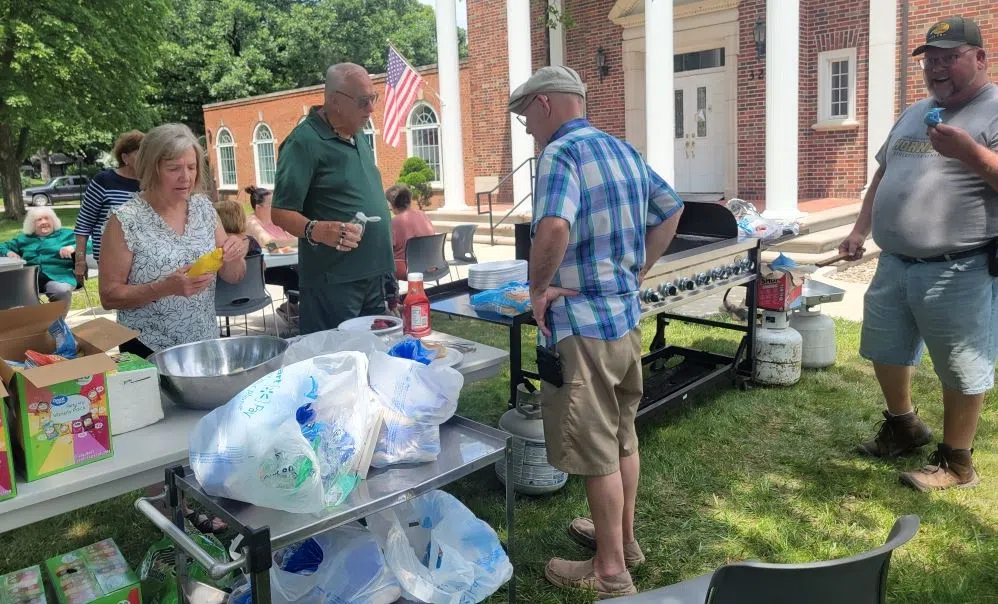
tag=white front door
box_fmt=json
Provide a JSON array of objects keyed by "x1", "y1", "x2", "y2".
[{"x1": 672, "y1": 70, "x2": 727, "y2": 193}]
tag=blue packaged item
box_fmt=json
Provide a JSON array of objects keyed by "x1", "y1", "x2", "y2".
[
  {"x1": 388, "y1": 337, "x2": 436, "y2": 365},
  {"x1": 49, "y1": 318, "x2": 77, "y2": 359},
  {"x1": 925, "y1": 107, "x2": 944, "y2": 127},
  {"x1": 469, "y1": 282, "x2": 531, "y2": 317}
]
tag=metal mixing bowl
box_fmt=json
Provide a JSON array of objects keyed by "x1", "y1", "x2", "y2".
[{"x1": 148, "y1": 335, "x2": 289, "y2": 410}]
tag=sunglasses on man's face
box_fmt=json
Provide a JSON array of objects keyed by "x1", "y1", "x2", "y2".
[{"x1": 335, "y1": 90, "x2": 379, "y2": 108}]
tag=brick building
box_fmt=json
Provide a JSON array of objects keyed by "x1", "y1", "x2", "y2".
[{"x1": 203, "y1": 1, "x2": 998, "y2": 214}]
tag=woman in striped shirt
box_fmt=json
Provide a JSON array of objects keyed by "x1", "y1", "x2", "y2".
[{"x1": 73, "y1": 130, "x2": 144, "y2": 282}]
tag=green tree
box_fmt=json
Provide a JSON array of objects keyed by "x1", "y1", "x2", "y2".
[
  {"x1": 0, "y1": 0, "x2": 169, "y2": 219},
  {"x1": 397, "y1": 156, "x2": 435, "y2": 210},
  {"x1": 153, "y1": 0, "x2": 467, "y2": 134}
]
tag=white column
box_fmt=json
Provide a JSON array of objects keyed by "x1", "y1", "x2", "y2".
[
  {"x1": 762, "y1": 0, "x2": 803, "y2": 220},
  {"x1": 645, "y1": 0, "x2": 675, "y2": 184},
  {"x1": 507, "y1": 0, "x2": 534, "y2": 211},
  {"x1": 865, "y1": 0, "x2": 897, "y2": 192},
  {"x1": 435, "y1": 0, "x2": 467, "y2": 210},
  {"x1": 549, "y1": 0, "x2": 566, "y2": 66}
]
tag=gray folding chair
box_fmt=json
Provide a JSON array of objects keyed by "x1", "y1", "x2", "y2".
[
  {"x1": 610, "y1": 515, "x2": 919, "y2": 604},
  {"x1": 0, "y1": 265, "x2": 40, "y2": 309},
  {"x1": 215, "y1": 254, "x2": 281, "y2": 337},
  {"x1": 448, "y1": 224, "x2": 478, "y2": 279},
  {"x1": 405, "y1": 233, "x2": 450, "y2": 285}
]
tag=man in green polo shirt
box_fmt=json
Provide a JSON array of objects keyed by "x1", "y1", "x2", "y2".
[{"x1": 272, "y1": 63, "x2": 394, "y2": 334}]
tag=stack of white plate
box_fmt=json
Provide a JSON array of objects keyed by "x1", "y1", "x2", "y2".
[{"x1": 468, "y1": 259, "x2": 528, "y2": 290}]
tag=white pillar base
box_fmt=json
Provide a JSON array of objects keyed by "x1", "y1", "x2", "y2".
[{"x1": 435, "y1": 0, "x2": 466, "y2": 210}]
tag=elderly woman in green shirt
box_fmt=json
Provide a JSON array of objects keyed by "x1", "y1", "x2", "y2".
[{"x1": 1, "y1": 206, "x2": 90, "y2": 303}]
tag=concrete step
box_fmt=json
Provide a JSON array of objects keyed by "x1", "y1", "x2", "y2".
[
  {"x1": 474, "y1": 234, "x2": 516, "y2": 246},
  {"x1": 800, "y1": 202, "x2": 861, "y2": 233},
  {"x1": 428, "y1": 209, "x2": 531, "y2": 225},
  {"x1": 761, "y1": 240, "x2": 881, "y2": 267},
  {"x1": 773, "y1": 223, "x2": 872, "y2": 254}
]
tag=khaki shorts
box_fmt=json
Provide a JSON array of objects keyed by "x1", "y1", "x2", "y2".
[{"x1": 541, "y1": 329, "x2": 643, "y2": 476}]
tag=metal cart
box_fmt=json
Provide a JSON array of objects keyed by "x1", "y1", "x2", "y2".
[{"x1": 136, "y1": 416, "x2": 516, "y2": 604}]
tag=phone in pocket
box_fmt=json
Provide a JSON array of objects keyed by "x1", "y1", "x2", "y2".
[
  {"x1": 989, "y1": 238, "x2": 998, "y2": 277},
  {"x1": 536, "y1": 345, "x2": 564, "y2": 388}
]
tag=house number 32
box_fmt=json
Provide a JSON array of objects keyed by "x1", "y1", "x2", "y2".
[{"x1": 748, "y1": 69, "x2": 765, "y2": 80}]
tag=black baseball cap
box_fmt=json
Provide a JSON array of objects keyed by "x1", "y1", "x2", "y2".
[{"x1": 912, "y1": 16, "x2": 984, "y2": 56}]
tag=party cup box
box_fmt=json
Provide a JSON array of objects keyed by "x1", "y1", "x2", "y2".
[
  {"x1": 0, "y1": 303, "x2": 137, "y2": 481},
  {"x1": 46, "y1": 539, "x2": 141, "y2": 604},
  {"x1": 0, "y1": 565, "x2": 47, "y2": 604},
  {"x1": 0, "y1": 401, "x2": 14, "y2": 502}
]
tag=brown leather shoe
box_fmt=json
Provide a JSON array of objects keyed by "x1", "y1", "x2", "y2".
[
  {"x1": 544, "y1": 557, "x2": 637, "y2": 599},
  {"x1": 567, "y1": 517, "x2": 646, "y2": 568},
  {"x1": 900, "y1": 444, "x2": 980, "y2": 492},
  {"x1": 857, "y1": 410, "x2": 932, "y2": 458}
]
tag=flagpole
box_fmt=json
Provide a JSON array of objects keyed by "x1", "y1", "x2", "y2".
[{"x1": 387, "y1": 41, "x2": 444, "y2": 103}]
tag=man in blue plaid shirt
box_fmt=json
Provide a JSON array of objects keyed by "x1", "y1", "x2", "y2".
[{"x1": 509, "y1": 65, "x2": 684, "y2": 598}]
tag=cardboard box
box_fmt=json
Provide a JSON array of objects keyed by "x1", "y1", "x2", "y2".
[
  {"x1": 46, "y1": 539, "x2": 141, "y2": 604},
  {"x1": 106, "y1": 353, "x2": 162, "y2": 436},
  {"x1": 0, "y1": 565, "x2": 47, "y2": 604},
  {"x1": 0, "y1": 303, "x2": 136, "y2": 481},
  {"x1": 757, "y1": 271, "x2": 804, "y2": 311},
  {"x1": 0, "y1": 401, "x2": 14, "y2": 502}
]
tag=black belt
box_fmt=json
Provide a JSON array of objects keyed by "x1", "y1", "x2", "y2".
[{"x1": 895, "y1": 245, "x2": 990, "y2": 264}]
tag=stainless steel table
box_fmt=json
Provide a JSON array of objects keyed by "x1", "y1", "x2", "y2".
[
  {"x1": 137, "y1": 416, "x2": 516, "y2": 603},
  {"x1": 0, "y1": 257, "x2": 26, "y2": 272},
  {"x1": 0, "y1": 334, "x2": 508, "y2": 533}
]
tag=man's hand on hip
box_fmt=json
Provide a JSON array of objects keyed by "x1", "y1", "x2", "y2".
[
  {"x1": 530, "y1": 286, "x2": 578, "y2": 338},
  {"x1": 928, "y1": 123, "x2": 981, "y2": 163}
]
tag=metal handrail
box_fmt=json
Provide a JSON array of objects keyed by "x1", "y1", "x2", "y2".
[{"x1": 474, "y1": 157, "x2": 536, "y2": 245}]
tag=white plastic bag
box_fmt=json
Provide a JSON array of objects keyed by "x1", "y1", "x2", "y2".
[
  {"x1": 367, "y1": 352, "x2": 464, "y2": 467},
  {"x1": 189, "y1": 352, "x2": 380, "y2": 513},
  {"x1": 367, "y1": 490, "x2": 512, "y2": 604},
  {"x1": 282, "y1": 329, "x2": 388, "y2": 366},
  {"x1": 228, "y1": 524, "x2": 401, "y2": 604}
]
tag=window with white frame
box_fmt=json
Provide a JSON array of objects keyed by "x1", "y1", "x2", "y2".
[
  {"x1": 816, "y1": 48, "x2": 858, "y2": 126},
  {"x1": 215, "y1": 128, "x2": 237, "y2": 189},
  {"x1": 406, "y1": 104, "x2": 442, "y2": 184},
  {"x1": 252, "y1": 123, "x2": 277, "y2": 187},
  {"x1": 363, "y1": 118, "x2": 377, "y2": 165}
]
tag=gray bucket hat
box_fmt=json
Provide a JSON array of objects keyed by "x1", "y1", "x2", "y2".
[{"x1": 508, "y1": 66, "x2": 586, "y2": 114}]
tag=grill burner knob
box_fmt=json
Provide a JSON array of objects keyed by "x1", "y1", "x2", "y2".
[
  {"x1": 711, "y1": 267, "x2": 725, "y2": 280},
  {"x1": 641, "y1": 289, "x2": 662, "y2": 303},
  {"x1": 743, "y1": 259, "x2": 756, "y2": 271},
  {"x1": 729, "y1": 263, "x2": 742, "y2": 275},
  {"x1": 664, "y1": 284, "x2": 678, "y2": 296},
  {"x1": 681, "y1": 278, "x2": 696, "y2": 291},
  {"x1": 696, "y1": 272, "x2": 710, "y2": 285}
]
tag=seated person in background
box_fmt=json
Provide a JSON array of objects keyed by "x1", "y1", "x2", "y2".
[
  {"x1": 1, "y1": 207, "x2": 90, "y2": 303},
  {"x1": 215, "y1": 199, "x2": 262, "y2": 256},
  {"x1": 245, "y1": 186, "x2": 295, "y2": 247},
  {"x1": 388, "y1": 184, "x2": 435, "y2": 280},
  {"x1": 245, "y1": 186, "x2": 299, "y2": 297}
]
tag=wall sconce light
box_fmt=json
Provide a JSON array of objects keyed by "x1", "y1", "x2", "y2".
[
  {"x1": 753, "y1": 19, "x2": 766, "y2": 58},
  {"x1": 596, "y1": 47, "x2": 609, "y2": 82}
]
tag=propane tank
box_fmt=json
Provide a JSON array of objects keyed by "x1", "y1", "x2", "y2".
[
  {"x1": 754, "y1": 310, "x2": 803, "y2": 385},
  {"x1": 495, "y1": 384, "x2": 568, "y2": 495},
  {"x1": 790, "y1": 309, "x2": 837, "y2": 368}
]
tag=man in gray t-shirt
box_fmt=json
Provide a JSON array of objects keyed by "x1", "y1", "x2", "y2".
[{"x1": 839, "y1": 16, "x2": 998, "y2": 492}]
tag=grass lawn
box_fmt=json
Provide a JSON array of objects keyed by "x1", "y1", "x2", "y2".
[
  {"x1": 0, "y1": 207, "x2": 98, "y2": 311},
  {"x1": 2, "y1": 314, "x2": 997, "y2": 603}
]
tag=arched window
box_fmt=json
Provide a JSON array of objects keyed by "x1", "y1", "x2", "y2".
[
  {"x1": 406, "y1": 103, "x2": 441, "y2": 184},
  {"x1": 252, "y1": 123, "x2": 276, "y2": 187},
  {"x1": 363, "y1": 118, "x2": 377, "y2": 165},
  {"x1": 216, "y1": 128, "x2": 237, "y2": 188}
]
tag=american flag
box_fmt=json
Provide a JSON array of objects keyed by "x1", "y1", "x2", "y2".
[{"x1": 383, "y1": 46, "x2": 423, "y2": 148}]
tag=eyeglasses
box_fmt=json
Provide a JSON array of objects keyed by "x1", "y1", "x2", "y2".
[
  {"x1": 515, "y1": 95, "x2": 539, "y2": 127},
  {"x1": 919, "y1": 48, "x2": 976, "y2": 69},
  {"x1": 335, "y1": 90, "x2": 379, "y2": 108}
]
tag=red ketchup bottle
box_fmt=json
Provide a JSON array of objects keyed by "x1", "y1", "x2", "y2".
[{"x1": 403, "y1": 272, "x2": 432, "y2": 338}]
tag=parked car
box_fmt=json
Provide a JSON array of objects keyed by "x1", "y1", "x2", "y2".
[{"x1": 22, "y1": 175, "x2": 90, "y2": 206}]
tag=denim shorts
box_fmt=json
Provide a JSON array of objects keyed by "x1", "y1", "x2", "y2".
[{"x1": 860, "y1": 252, "x2": 998, "y2": 394}]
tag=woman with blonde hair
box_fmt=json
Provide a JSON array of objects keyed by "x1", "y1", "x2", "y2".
[
  {"x1": 99, "y1": 123, "x2": 248, "y2": 358},
  {"x1": 214, "y1": 199, "x2": 262, "y2": 256},
  {"x1": 1, "y1": 207, "x2": 89, "y2": 303},
  {"x1": 73, "y1": 129, "x2": 144, "y2": 281}
]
